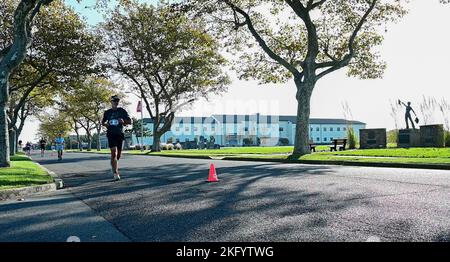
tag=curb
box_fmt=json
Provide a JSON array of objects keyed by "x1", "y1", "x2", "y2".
[
  {"x1": 67, "y1": 151, "x2": 450, "y2": 171},
  {"x1": 36, "y1": 163, "x2": 64, "y2": 189},
  {"x1": 0, "y1": 183, "x2": 57, "y2": 201},
  {"x1": 223, "y1": 157, "x2": 450, "y2": 170},
  {"x1": 148, "y1": 153, "x2": 212, "y2": 160},
  {"x1": 0, "y1": 156, "x2": 64, "y2": 202}
]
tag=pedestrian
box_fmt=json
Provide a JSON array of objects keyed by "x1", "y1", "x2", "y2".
[
  {"x1": 55, "y1": 133, "x2": 65, "y2": 160},
  {"x1": 102, "y1": 95, "x2": 131, "y2": 181},
  {"x1": 25, "y1": 141, "x2": 31, "y2": 156},
  {"x1": 39, "y1": 137, "x2": 47, "y2": 157}
]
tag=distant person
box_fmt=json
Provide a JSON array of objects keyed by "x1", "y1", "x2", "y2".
[
  {"x1": 25, "y1": 142, "x2": 31, "y2": 156},
  {"x1": 39, "y1": 137, "x2": 47, "y2": 157},
  {"x1": 18, "y1": 140, "x2": 23, "y2": 152},
  {"x1": 55, "y1": 134, "x2": 65, "y2": 160},
  {"x1": 399, "y1": 100, "x2": 418, "y2": 129},
  {"x1": 102, "y1": 95, "x2": 131, "y2": 181}
]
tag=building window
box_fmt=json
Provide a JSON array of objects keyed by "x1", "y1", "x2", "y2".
[
  {"x1": 185, "y1": 127, "x2": 189, "y2": 131},
  {"x1": 316, "y1": 137, "x2": 320, "y2": 141},
  {"x1": 330, "y1": 127, "x2": 333, "y2": 131},
  {"x1": 343, "y1": 127, "x2": 347, "y2": 131},
  {"x1": 324, "y1": 137, "x2": 327, "y2": 141},
  {"x1": 279, "y1": 127, "x2": 284, "y2": 132},
  {"x1": 337, "y1": 127, "x2": 340, "y2": 131},
  {"x1": 323, "y1": 127, "x2": 327, "y2": 131},
  {"x1": 194, "y1": 127, "x2": 198, "y2": 132},
  {"x1": 175, "y1": 127, "x2": 180, "y2": 131},
  {"x1": 211, "y1": 127, "x2": 215, "y2": 131},
  {"x1": 310, "y1": 127, "x2": 313, "y2": 132},
  {"x1": 330, "y1": 137, "x2": 333, "y2": 141},
  {"x1": 316, "y1": 127, "x2": 319, "y2": 131},
  {"x1": 244, "y1": 127, "x2": 249, "y2": 132}
]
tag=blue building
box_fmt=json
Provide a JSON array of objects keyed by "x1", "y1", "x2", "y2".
[{"x1": 131, "y1": 114, "x2": 366, "y2": 147}]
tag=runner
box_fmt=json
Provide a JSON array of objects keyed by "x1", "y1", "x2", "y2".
[
  {"x1": 55, "y1": 133, "x2": 65, "y2": 160},
  {"x1": 39, "y1": 137, "x2": 47, "y2": 157},
  {"x1": 25, "y1": 142, "x2": 31, "y2": 156},
  {"x1": 102, "y1": 95, "x2": 131, "y2": 181}
]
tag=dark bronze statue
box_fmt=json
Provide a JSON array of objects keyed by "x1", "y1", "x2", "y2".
[{"x1": 398, "y1": 99, "x2": 419, "y2": 129}]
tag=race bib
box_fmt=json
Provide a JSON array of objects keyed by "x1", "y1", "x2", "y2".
[{"x1": 109, "y1": 119, "x2": 119, "y2": 126}]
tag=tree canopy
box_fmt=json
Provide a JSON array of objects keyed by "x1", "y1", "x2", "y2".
[{"x1": 102, "y1": 0, "x2": 230, "y2": 151}]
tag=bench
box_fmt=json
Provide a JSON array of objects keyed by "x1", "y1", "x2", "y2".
[
  {"x1": 309, "y1": 140, "x2": 316, "y2": 152},
  {"x1": 330, "y1": 139, "x2": 347, "y2": 151}
]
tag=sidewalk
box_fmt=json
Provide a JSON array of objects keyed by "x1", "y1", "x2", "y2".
[{"x1": 0, "y1": 189, "x2": 129, "y2": 242}]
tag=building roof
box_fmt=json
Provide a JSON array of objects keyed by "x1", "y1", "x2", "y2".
[
  {"x1": 279, "y1": 116, "x2": 366, "y2": 125},
  {"x1": 143, "y1": 115, "x2": 365, "y2": 125}
]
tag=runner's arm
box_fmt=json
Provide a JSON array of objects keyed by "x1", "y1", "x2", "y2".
[
  {"x1": 102, "y1": 112, "x2": 109, "y2": 127},
  {"x1": 120, "y1": 109, "x2": 132, "y2": 126}
]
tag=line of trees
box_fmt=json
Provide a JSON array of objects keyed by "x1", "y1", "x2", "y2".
[{"x1": 1, "y1": 0, "x2": 449, "y2": 167}]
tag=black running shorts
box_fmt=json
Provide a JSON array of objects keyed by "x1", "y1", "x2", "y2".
[{"x1": 107, "y1": 133, "x2": 124, "y2": 150}]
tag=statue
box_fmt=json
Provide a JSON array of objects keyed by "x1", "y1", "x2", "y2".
[{"x1": 398, "y1": 99, "x2": 419, "y2": 129}]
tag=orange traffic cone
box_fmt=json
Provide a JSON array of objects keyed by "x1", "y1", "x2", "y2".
[{"x1": 207, "y1": 163, "x2": 219, "y2": 182}]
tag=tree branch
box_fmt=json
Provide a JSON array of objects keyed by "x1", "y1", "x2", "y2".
[
  {"x1": 316, "y1": 0, "x2": 377, "y2": 80},
  {"x1": 224, "y1": 0, "x2": 301, "y2": 77}
]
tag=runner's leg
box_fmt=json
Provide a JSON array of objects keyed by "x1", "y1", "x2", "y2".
[{"x1": 110, "y1": 146, "x2": 118, "y2": 174}]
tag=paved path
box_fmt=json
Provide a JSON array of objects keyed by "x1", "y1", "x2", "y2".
[{"x1": 2, "y1": 151, "x2": 450, "y2": 242}]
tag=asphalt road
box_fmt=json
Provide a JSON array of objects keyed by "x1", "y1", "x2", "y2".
[{"x1": 2, "y1": 151, "x2": 450, "y2": 242}]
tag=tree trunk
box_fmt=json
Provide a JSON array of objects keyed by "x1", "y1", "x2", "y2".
[
  {"x1": 9, "y1": 129, "x2": 16, "y2": 156},
  {"x1": 96, "y1": 127, "x2": 101, "y2": 151},
  {"x1": 152, "y1": 133, "x2": 161, "y2": 152},
  {"x1": 75, "y1": 132, "x2": 82, "y2": 151},
  {"x1": 87, "y1": 133, "x2": 92, "y2": 151},
  {"x1": 16, "y1": 118, "x2": 25, "y2": 153},
  {"x1": 293, "y1": 80, "x2": 314, "y2": 156},
  {"x1": 0, "y1": 81, "x2": 10, "y2": 167}
]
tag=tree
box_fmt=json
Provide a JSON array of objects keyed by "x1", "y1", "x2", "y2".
[
  {"x1": 125, "y1": 117, "x2": 152, "y2": 146},
  {"x1": 102, "y1": 0, "x2": 230, "y2": 151},
  {"x1": 0, "y1": 0, "x2": 101, "y2": 166},
  {"x1": 184, "y1": 0, "x2": 410, "y2": 155},
  {"x1": 8, "y1": 85, "x2": 53, "y2": 153},
  {"x1": 0, "y1": 0, "x2": 52, "y2": 166},
  {"x1": 3, "y1": 0, "x2": 102, "y2": 155},
  {"x1": 36, "y1": 111, "x2": 71, "y2": 144},
  {"x1": 57, "y1": 77, "x2": 124, "y2": 151}
]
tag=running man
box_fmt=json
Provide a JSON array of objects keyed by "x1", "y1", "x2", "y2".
[
  {"x1": 102, "y1": 95, "x2": 131, "y2": 181},
  {"x1": 55, "y1": 133, "x2": 65, "y2": 160},
  {"x1": 39, "y1": 137, "x2": 47, "y2": 157},
  {"x1": 25, "y1": 142, "x2": 31, "y2": 156}
]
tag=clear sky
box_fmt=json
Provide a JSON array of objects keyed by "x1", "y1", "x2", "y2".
[{"x1": 19, "y1": 0, "x2": 450, "y2": 142}]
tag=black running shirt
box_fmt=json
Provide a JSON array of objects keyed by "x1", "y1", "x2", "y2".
[{"x1": 102, "y1": 108, "x2": 130, "y2": 135}]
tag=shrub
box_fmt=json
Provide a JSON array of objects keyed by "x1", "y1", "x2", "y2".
[
  {"x1": 347, "y1": 127, "x2": 356, "y2": 149},
  {"x1": 243, "y1": 138, "x2": 253, "y2": 146},
  {"x1": 278, "y1": 138, "x2": 289, "y2": 146},
  {"x1": 445, "y1": 131, "x2": 450, "y2": 147},
  {"x1": 387, "y1": 129, "x2": 399, "y2": 144},
  {"x1": 160, "y1": 143, "x2": 168, "y2": 150},
  {"x1": 167, "y1": 144, "x2": 174, "y2": 150},
  {"x1": 175, "y1": 143, "x2": 182, "y2": 150}
]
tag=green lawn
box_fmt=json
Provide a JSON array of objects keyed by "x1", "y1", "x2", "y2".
[
  {"x1": 314, "y1": 147, "x2": 450, "y2": 158},
  {"x1": 0, "y1": 154, "x2": 53, "y2": 190},
  {"x1": 298, "y1": 153, "x2": 450, "y2": 165}
]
